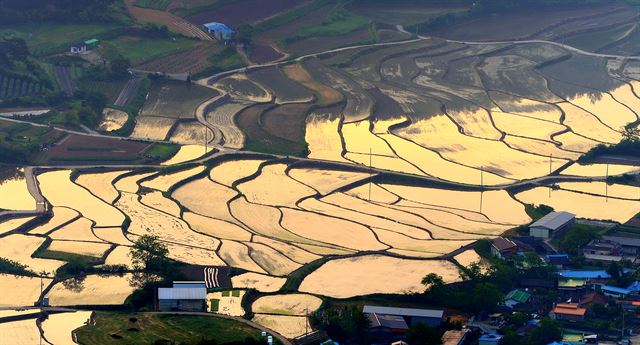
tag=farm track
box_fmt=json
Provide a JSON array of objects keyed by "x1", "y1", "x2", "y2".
[{"x1": 113, "y1": 77, "x2": 142, "y2": 107}]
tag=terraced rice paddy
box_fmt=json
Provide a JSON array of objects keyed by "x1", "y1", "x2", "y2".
[
  {"x1": 162, "y1": 145, "x2": 212, "y2": 165},
  {"x1": 99, "y1": 108, "x2": 129, "y2": 132},
  {"x1": 130, "y1": 116, "x2": 176, "y2": 140},
  {"x1": 0, "y1": 274, "x2": 52, "y2": 307},
  {"x1": 41, "y1": 311, "x2": 92, "y2": 345},
  {"x1": 46, "y1": 274, "x2": 137, "y2": 306},
  {"x1": 515, "y1": 187, "x2": 640, "y2": 223},
  {"x1": 0, "y1": 169, "x2": 35, "y2": 210},
  {"x1": 299, "y1": 255, "x2": 461, "y2": 298},
  {"x1": 0, "y1": 319, "x2": 41, "y2": 345},
  {"x1": 231, "y1": 273, "x2": 286, "y2": 292},
  {"x1": 2, "y1": 26, "x2": 640, "y2": 337}
]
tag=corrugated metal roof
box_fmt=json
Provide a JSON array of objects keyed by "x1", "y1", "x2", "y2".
[
  {"x1": 158, "y1": 287, "x2": 206, "y2": 300},
  {"x1": 558, "y1": 270, "x2": 611, "y2": 279},
  {"x1": 203, "y1": 22, "x2": 235, "y2": 33},
  {"x1": 530, "y1": 211, "x2": 575, "y2": 231},
  {"x1": 601, "y1": 285, "x2": 631, "y2": 295},
  {"x1": 363, "y1": 305, "x2": 443, "y2": 319}
]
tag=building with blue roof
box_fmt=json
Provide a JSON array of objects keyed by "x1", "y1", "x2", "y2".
[
  {"x1": 557, "y1": 270, "x2": 611, "y2": 279},
  {"x1": 627, "y1": 281, "x2": 640, "y2": 292},
  {"x1": 203, "y1": 22, "x2": 237, "y2": 42},
  {"x1": 596, "y1": 284, "x2": 631, "y2": 298}
]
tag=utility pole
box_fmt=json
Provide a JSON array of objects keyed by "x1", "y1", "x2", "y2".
[
  {"x1": 606, "y1": 163, "x2": 610, "y2": 202},
  {"x1": 549, "y1": 154, "x2": 553, "y2": 175},
  {"x1": 368, "y1": 147, "x2": 372, "y2": 201}
]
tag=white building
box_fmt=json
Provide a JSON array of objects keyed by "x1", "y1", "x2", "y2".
[{"x1": 529, "y1": 211, "x2": 575, "y2": 239}]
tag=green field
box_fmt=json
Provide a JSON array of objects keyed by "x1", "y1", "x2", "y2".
[
  {"x1": 101, "y1": 36, "x2": 201, "y2": 65},
  {"x1": 75, "y1": 312, "x2": 264, "y2": 345},
  {"x1": 0, "y1": 23, "x2": 122, "y2": 56},
  {"x1": 348, "y1": 2, "x2": 469, "y2": 25},
  {"x1": 144, "y1": 143, "x2": 180, "y2": 160}
]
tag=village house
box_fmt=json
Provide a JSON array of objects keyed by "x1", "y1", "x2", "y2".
[
  {"x1": 544, "y1": 254, "x2": 572, "y2": 269},
  {"x1": 549, "y1": 303, "x2": 587, "y2": 322},
  {"x1": 362, "y1": 305, "x2": 444, "y2": 328},
  {"x1": 504, "y1": 289, "x2": 531, "y2": 309},
  {"x1": 490, "y1": 237, "x2": 518, "y2": 258},
  {"x1": 441, "y1": 329, "x2": 470, "y2": 345},
  {"x1": 157, "y1": 281, "x2": 207, "y2": 312},
  {"x1": 557, "y1": 270, "x2": 613, "y2": 291},
  {"x1": 582, "y1": 239, "x2": 635, "y2": 265},
  {"x1": 529, "y1": 211, "x2": 576, "y2": 239}
]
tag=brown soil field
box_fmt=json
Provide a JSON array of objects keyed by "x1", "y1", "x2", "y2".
[
  {"x1": 282, "y1": 64, "x2": 343, "y2": 106},
  {"x1": 260, "y1": 103, "x2": 312, "y2": 143},
  {"x1": 44, "y1": 134, "x2": 150, "y2": 163},
  {"x1": 247, "y1": 43, "x2": 285, "y2": 64},
  {"x1": 186, "y1": 0, "x2": 310, "y2": 26},
  {"x1": 125, "y1": 0, "x2": 211, "y2": 40},
  {"x1": 236, "y1": 103, "x2": 308, "y2": 155},
  {"x1": 136, "y1": 43, "x2": 223, "y2": 74}
]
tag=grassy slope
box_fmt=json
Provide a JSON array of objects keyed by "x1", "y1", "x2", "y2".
[
  {"x1": 75, "y1": 312, "x2": 262, "y2": 345},
  {"x1": 0, "y1": 23, "x2": 122, "y2": 56}
]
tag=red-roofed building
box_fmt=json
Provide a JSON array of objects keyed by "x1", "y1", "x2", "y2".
[
  {"x1": 549, "y1": 303, "x2": 586, "y2": 322},
  {"x1": 578, "y1": 292, "x2": 608, "y2": 309}
]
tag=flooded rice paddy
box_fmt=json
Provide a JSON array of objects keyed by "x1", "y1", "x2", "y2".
[{"x1": 1, "y1": 38, "x2": 639, "y2": 337}]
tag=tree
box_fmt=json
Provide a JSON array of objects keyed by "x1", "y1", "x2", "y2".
[
  {"x1": 110, "y1": 57, "x2": 131, "y2": 78},
  {"x1": 129, "y1": 235, "x2": 170, "y2": 271},
  {"x1": 471, "y1": 283, "x2": 502, "y2": 313},
  {"x1": 528, "y1": 318, "x2": 561, "y2": 345},
  {"x1": 622, "y1": 125, "x2": 639, "y2": 142},
  {"x1": 607, "y1": 261, "x2": 623, "y2": 281},
  {"x1": 236, "y1": 24, "x2": 254, "y2": 45},
  {"x1": 421, "y1": 273, "x2": 445, "y2": 292},
  {"x1": 406, "y1": 323, "x2": 440, "y2": 345}
]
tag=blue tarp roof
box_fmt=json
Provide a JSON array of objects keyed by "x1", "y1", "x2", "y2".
[
  {"x1": 601, "y1": 285, "x2": 631, "y2": 295},
  {"x1": 628, "y1": 281, "x2": 640, "y2": 291},
  {"x1": 479, "y1": 334, "x2": 503, "y2": 341},
  {"x1": 558, "y1": 270, "x2": 611, "y2": 279},
  {"x1": 203, "y1": 22, "x2": 235, "y2": 34}
]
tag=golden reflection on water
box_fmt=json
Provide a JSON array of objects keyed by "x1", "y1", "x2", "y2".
[
  {"x1": 515, "y1": 186, "x2": 640, "y2": 223},
  {"x1": 0, "y1": 169, "x2": 35, "y2": 211}
]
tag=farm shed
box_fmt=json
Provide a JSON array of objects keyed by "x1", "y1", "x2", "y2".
[
  {"x1": 529, "y1": 211, "x2": 575, "y2": 239},
  {"x1": 84, "y1": 39, "x2": 99, "y2": 50},
  {"x1": 69, "y1": 42, "x2": 86, "y2": 54},
  {"x1": 490, "y1": 237, "x2": 518, "y2": 258},
  {"x1": 203, "y1": 22, "x2": 237, "y2": 42},
  {"x1": 363, "y1": 305, "x2": 444, "y2": 328},
  {"x1": 158, "y1": 281, "x2": 207, "y2": 311}
]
